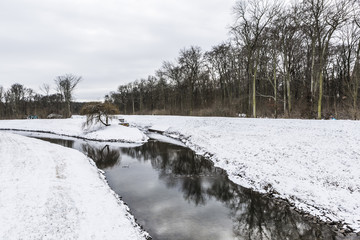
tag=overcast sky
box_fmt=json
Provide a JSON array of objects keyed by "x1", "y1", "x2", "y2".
[{"x1": 0, "y1": 0, "x2": 235, "y2": 101}]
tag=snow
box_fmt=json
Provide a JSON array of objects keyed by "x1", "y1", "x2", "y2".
[
  {"x1": 124, "y1": 115, "x2": 360, "y2": 232},
  {"x1": 0, "y1": 132, "x2": 149, "y2": 240},
  {"x1": 1, "y1": 115, "x2": 360, "y2": 233},
  {"x1": 147, "y1": 132, "x2": 187, "y2": 147},
  {"x1": 0, "y1": 116, "x2": 148, "y2": 143}
]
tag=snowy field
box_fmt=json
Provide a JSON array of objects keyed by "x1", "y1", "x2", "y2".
[
  {"x1": 1, "y1": 115, "x2": 360, "y2": 233},
  {"x1": 0, "y1": 132, "x2": 149, "y2": 240},
  {"x1": 124, "y1": 115, "x2": 360, "y2": 232}
]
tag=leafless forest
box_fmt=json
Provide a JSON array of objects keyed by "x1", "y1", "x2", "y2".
[
  {"x1": 107, "y1": 0, "x2": 360, "y2": 119},
  {"x1": 1, "y1": 0, "x2": 360, "y2": 119}
]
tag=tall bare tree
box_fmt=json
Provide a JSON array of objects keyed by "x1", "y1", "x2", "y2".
[
  {"x1": 302, "y1": 0, "x2": 354, "y2": 119},
  {"x1": 232, "y1": 0, "x2": 281, "y2": 118},
  {"x1": 54, "y1": 74, "x2": 82, "y2": 118},
  {"x1": 205, "y1": 43, "x2": 233, "y2": 106},
  {"x1": 178, "y1": 46, "x2": 203, "y2": 114}
]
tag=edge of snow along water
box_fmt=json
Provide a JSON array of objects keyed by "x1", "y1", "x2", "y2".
[
  {"x1": 124, "y1": 115, "x2": 360, "y2": 234},
  {"x1": 1, "y1": 115, "x2": 359, "y2": 234},
  {"x1": 0, "y1": 132, "x2": 150, "y2": 240},
  {"x1": 0, "y1": 116, "x2": 148, "y2": 143}
]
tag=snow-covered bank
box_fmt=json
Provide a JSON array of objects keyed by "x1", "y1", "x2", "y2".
[
  {"x1": 0, "y1": 116, "x2": 147, "y2": 143},
  {"x1": 125, "y1": 115, "x2": 360, "y2": 232},
  {"x1": 0, "y1": 132, "x2": 150, "y2": 240}
]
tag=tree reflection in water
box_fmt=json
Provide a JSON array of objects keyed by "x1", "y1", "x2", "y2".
[
  {"x1": 82, "y1": 144, "x2": 121, "y2": 169},
  {"x1": 118, "y1": 140, "x2": 342, "y2": 240},
  {"x1": 36, "y1": 137, "x2": 75, "y2": 148},
  {"x1": 32, "y1": 136, "x2": 344, "y2": 240}
]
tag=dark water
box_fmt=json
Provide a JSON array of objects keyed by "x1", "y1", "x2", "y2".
[{"x1": 18, "y1": 132, "x2": 349, "y2": 240}]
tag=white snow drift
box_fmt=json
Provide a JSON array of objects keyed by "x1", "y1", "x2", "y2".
[{"x1": 0, "y1": 132, "x2": 149, "y2": 240}]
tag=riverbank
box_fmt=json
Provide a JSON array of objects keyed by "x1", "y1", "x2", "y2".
[
  {"x1": 1, "y1": 115, "x2": 359, "y2": 234},
  {"x1": 124, "y1": 115, "x2": 360, "y2": 233},
  {"x1": 0, "y1": 116, "x2": 147, "y2": 143},
  {"x1": 0, "y1": 132, "x2": 150, "y2": 240}
]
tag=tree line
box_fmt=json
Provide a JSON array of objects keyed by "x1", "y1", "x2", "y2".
[
  {"x1": 106, "y1": 0, "x2": 360, "y2": 119},
  {"x1": 0, "y1": 74, "x2": 82, "y2": 119}
]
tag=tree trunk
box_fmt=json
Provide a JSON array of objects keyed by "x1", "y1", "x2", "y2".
[
  {"x1": 273, "y1": 59, "x2": 277, "y2": 118},
  {"x1": 132, "y1": 95, "x2": 135, "y2": 114},
  {"x1": 317, "y1": 70, "x2": 324, "y2": 119},
  {"x1": 139, "y1": 91, "x2": 143, "y2": 112},
  {"x1": 66, "y1": 100, "x2": 71, "y2": 118},
  {"x1": 252, "y1": 56, "x2": 259, "y2": 118},
  {"x1": 283, "y1": 78, "x2": 287, "y2": 115},
  {"x1": 351, "y1": 40, "x2": 360, "y2": 120},
  {"x1": 286, "y1": 70, "x2": 291, "y2": 117},
  {"x1": 283, "y1": 51, "x2": 292, "y2": 117},
  {"x1": 317, "y1": 33, "x2": 334, "y2": 119},
  {"x1": 310, "y1": 37, "x2": 316, "y2": 106}
]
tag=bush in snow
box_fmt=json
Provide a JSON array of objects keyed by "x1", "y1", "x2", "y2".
[{"x1": 80, "y1": 102, "x2": 119, "y2": 128}]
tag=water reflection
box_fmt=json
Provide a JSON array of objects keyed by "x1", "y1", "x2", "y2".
[
  {"x1": 27, "y1": 135, "x2": 346, "y2": 240},
  {"x1": 82, "y1": 144, "x2": 120, "y2": 169},
  {"x1": 36, "y1": 137, "x2": 74, "y2": 148},
  {"x1": 121, "y1": 142, "x2": 216, "y2": 206},
  {"x1": 119, "y1": 141, "x2": 341, "y2": 240}
]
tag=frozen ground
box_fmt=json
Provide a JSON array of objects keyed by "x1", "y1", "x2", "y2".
[
  {"x1": 0, "y1": 116, "x2": 147, "y2": 143},
  {"x1": 1, "y1": 115, "x2": 359, "y2": 233},
  {"x1": 124, "y1": 115, "x2": 360, "y2": 232},
  {"x1": 0, "y1": 132, "x2": 149, "y2": 240}
]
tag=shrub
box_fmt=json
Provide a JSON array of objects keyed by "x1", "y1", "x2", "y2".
[{"x1": 80, "y1": 102, "x2": 119, "y2": 128}]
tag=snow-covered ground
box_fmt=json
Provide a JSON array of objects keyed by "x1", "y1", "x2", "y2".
[
  {"x1": 1, "y1": 115, "x2": 360, "y2": 233},
  {"x1": 0, "y1": 116, "x2": 147, "y2": 143},
  {"x1": 0, "y1": 132, "x2": 149, "y2": 240},
  {"x1": 124, "y1": 115, "x2": 360, "y2": 232}
]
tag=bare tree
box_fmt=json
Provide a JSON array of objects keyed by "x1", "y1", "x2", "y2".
[
  {"x1": 6, "y1": 84, "x2": 26, "y2": 117},
  {"x1": 231, "y1": 0, "x2": 281, "y2": 118},
  {"x1": 54, "y1": 74, "x2": 82, "y2": 118},
  {"x1": 178, "y1": 46, "x2": 204, "y2": 114},
  {"x1": 0, "y1": 85, "x2": 4, "y2": 117},
  {"x1": 205, "y1": 43, "x2": 233, "y2": 106},
  {"x1": 104, "y1": 0, "x2": 359, "y2": 119},
  {"x1": 39, "y1": 83, "x2": 50, "y2": 96},
  {"x1": 161, "y1": 61, "x2": 184, "y2": 112},
  {"x1": 302, "y1": 0, "x2": 354, "y2": 119},
  {"x1": 80, "y1": 102, "x2": 119, "y2": 128}
]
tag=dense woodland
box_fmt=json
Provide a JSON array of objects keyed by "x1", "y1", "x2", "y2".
[
  {"x1": 106, "y1": 0, "x2": 360, "y2": 119},
  {"x1": 1, "y1": 0, "x2": 360, "y2": 120}
]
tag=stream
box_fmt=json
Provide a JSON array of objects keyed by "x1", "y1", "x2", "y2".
[{"x1": 15, "y1": 131, "x2": 348, "y2": 240}]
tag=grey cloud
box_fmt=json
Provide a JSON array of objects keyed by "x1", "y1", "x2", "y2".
[{"x1": 0, "y1": 0, "x2": 234, "y2": 100}]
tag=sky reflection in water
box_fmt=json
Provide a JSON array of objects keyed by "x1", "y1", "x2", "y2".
[{"x1": 27, "y1": 134, "x2": 344, "y2": 240}]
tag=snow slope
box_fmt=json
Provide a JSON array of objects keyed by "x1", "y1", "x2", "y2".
[
  {"x1": 124, "y1": 115, "x2": 360, "y2": 232},
  {"x1": 0, "y1": 132, "x2": 149, "y2": 240},
  {"x1": 0, "y1": 116, "x2": 147, "y2": 143}
]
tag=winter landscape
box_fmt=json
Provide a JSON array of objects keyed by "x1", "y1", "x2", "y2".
[
  {"x1": 1, "y1": 115, "x2": 360, "y2": 239},
  {"x1": 1, "y1": 0, "x2": 360, "y2": 239}
]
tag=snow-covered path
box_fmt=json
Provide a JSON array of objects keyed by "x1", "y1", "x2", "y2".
[
  {"x1": 0, "y1": 132, "x2": 149, "y2": 240},
  {"x1": 125, "y1": 115, "x2": 360, "y2": 232}
]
